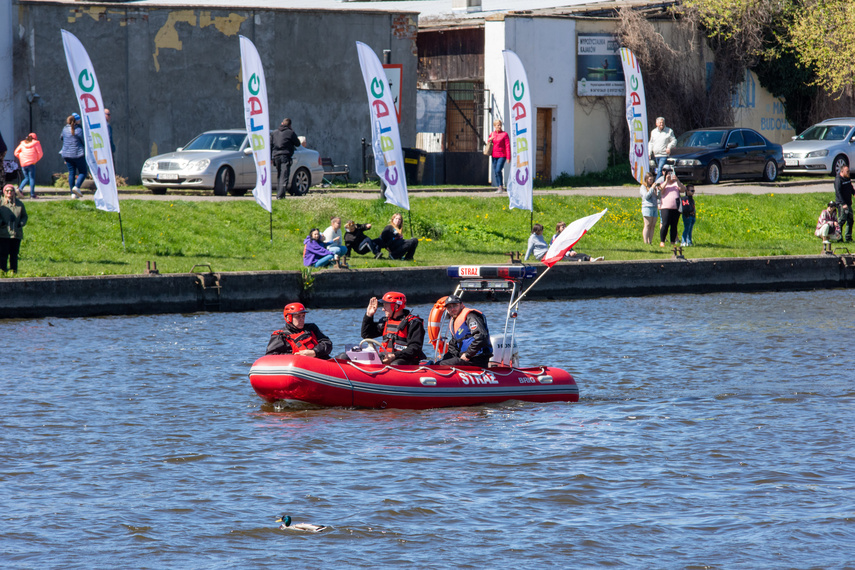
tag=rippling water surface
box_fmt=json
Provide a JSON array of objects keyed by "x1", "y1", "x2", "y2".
[{"x1": 2, "y1": 290, "x2": 855, "y2": 568}]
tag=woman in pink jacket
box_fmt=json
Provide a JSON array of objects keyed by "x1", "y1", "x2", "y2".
[
  {"x1": 487, "y1": 119, "x2": 511, "y2": 194},
  {"x1": 14, "y1": 133, "x2": 44, "y2": 199}
]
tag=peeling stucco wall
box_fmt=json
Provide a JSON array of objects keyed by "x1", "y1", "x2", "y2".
[{"x1": 9, "y1": 2, "x2": 417, "y2": 185}]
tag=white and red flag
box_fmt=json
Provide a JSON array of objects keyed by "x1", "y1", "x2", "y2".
[{"x1": 541, "y1": 209, "x2": 607, "y2": 267}]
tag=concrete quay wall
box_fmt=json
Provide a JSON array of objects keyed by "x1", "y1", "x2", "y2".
[{"x1": 1, "y1": 256, "x2": 853, "y2": 320}]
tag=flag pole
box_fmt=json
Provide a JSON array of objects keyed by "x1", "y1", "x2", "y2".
[
  {"x1": 118, "y1": 212, "x2": 126, "y2": 251},
  {"x1": 509, "y1": 264, "x2": 553, "y2": 311},
  {"x1": 269, "y1": 209, "x2": 273, "y2": 242},
  {"x1": 408, "y1": 210, "x2": 413, "y2": 238}
]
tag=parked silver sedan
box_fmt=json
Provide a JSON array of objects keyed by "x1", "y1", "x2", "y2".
[
  {"x1": 141, "y1": 129, "x2": 324, "y2": 196},
  {"x1": 782, "y1": 118, "x2": 855, "y2": 176}
]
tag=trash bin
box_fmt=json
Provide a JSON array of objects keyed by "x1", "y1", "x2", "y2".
[{"x1": 402, "y1": 148, "x2": 427, "y2": 185}]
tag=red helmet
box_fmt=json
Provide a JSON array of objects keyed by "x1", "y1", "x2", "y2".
[
  {"x1": 283, "y1": 302, "x2": 308, "y2": 323},
  {"x1": 382, "y1": 291, "x2": 406, "y2": 311}
]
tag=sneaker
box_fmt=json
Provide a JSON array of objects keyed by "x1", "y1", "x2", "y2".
[
  {"x1": 71, "y1": 193, "x2": 79, "y2": 200},
  {"x1": 71, "y1": 186, "x2": 83, "y2": 198},
  {"x1": 16, "y1": 189, "x2": 24, "y2": 199},
  {"x1": 591, "y1": 256, "x2": 604, "y2": 262},
  {"x1": 494, "y1": 187, "x2": 503, "y2": 194},
  {"x1": 823, "y1": 240, "x2": 830, "y2": 245}
]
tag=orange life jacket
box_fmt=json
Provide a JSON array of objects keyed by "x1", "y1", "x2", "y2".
[{"x1": 449, "y1": 308, "x2": 490, "y2": 357}]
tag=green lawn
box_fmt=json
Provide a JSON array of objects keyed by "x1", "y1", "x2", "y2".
[{"x1": 2, "y1": 191, "x2": 837, "y2": 278}]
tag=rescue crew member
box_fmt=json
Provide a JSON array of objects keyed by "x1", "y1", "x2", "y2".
[
  {"x1": 361, "y1": 291, "x2": 426, "y2": 365},
  {"x1": 439, "y1": 295, "x2": 493, "y2": 368},
  {"x1": 266, "y1": 302, "x2": 333, "y2": 359}
]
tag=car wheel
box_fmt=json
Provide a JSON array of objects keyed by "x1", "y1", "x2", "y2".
[
  {"x1": 228, "y1": 187, "x2": 249, "y2": 197},
  {"x1": 213, "y1": 166, "x2": 234, "y2": 196},
  {"x1": 150, "y1": 187, "x2": 168, "y2": 195},
  {"x1": 704, "y1": 161, "x2": 721, "y2": 185},
  {"x1": 833, "y1": 155, "x2": 849, "y2": 175},
  {"x1": 762, "y1": 159, "x2": 778, "y2": 182},
  {"x1": 290, "y1": 167, "x2": 311, "y2": 196}
]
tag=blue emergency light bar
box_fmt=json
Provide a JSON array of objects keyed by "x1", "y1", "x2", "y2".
[{"x1": 446, "y1": 266, "x2": 537, "y2": 279}]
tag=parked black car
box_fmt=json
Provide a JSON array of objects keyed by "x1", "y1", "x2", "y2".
[{"x1": 661, "y1": 127, "x2": 785, "y2": 184}]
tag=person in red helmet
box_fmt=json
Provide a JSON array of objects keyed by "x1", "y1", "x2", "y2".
[
  {"x1": 361, "y1": 291, "x2": 425, "y2": 365},
  {"x1": 266, "y1": 302, "x2": 332, "y2": 358}
]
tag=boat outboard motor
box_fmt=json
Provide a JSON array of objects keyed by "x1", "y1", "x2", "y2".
[{"x1": 489, "y1": 334, "x2": 519, "y2": 368}]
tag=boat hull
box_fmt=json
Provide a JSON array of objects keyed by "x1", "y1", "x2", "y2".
[{"x1": 249, "y1": 355, "x2": 579, "y2": 410}]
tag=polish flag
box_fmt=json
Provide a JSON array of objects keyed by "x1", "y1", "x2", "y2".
[{"x1": 541, "y1": 209, "x2": 607, "y2": 267}]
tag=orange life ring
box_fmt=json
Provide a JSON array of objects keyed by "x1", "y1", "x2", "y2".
[{"x1": 427, "y1": 296, "x2": 448, "y2": 354}]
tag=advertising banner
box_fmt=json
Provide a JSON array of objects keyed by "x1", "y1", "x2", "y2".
[
  {"x1": 61, "y1": 30, "x2": 119, "y2": 213},
  {"x1": 239, "y1": 35, "x2": 272, "y2": 213},
  {"x1": 576, "y1": 34, "x2": 624, "y2": 97},
  {"x1": 502, "y1": 50, "x2": 533, "y2": 211},
  {"x1": 356, "y1": 41, "x2": 409, "y2": 210},
  {"x1": 619, "y1": 47, "x2": 649, "y2": 184}
]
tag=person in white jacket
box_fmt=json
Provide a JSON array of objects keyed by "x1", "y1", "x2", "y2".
[{"x1": 649, "y1": 117, "x2": 676, "y2": 179}]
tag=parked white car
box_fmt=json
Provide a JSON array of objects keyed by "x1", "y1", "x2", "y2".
[
  {"x1": 141, "y1": 129, "x2": 324, "y2": 195},
  {"x1": 782, "y1": 118, "x2": 855, "y2": 176}
]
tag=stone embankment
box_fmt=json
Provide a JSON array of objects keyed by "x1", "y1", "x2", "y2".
[{"x1": 2, "y1": 255, "x2": 852, "y2": 319}]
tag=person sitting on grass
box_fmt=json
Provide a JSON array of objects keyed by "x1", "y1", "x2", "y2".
[
  {"x1": 303, "y1": 228, "x2": 336, "y2": 269},
  {"x1": 816, "y1": 201, "x2": 841, "y2": 249},
  {"x1": 380, "y1": 212, "x2": 418, "y2": 261},
  {"x1": 524, "y1": 223, "x2": 548, "y2": 261},
  {"x1": 344, "y1": 220, "x2": 383, "y2": 258}
]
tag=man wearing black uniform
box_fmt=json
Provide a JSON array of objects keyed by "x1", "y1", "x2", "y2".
[
  {"x1": 266, "y1": 302, "x2": 332, "y2": 358},
  {"x1": 438, "y1": 295, "x2": 493, "y2": 368},
  {"x1": 834, "y1": 165, "x2": 854, "y2": 242},
  {"x1": 271, "y1": 118, "x2": 301, "y2": 199},
  {"x1": 361, "y1": 291, "x2": 425, "y2": 365}
]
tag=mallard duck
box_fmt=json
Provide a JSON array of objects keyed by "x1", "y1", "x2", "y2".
[{"x1": 276, "y1": 514, "x2": 328, "y2": 532}]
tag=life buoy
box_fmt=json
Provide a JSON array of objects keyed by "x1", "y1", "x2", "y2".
[{"x1": 427, "y1": 296, "x2": 448, "y2": 354}]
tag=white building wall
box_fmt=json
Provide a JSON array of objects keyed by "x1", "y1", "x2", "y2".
[{"x1": 485, "y1": 16, "x2": 577, "y2": 181}]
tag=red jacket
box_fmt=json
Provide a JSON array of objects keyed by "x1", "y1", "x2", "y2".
[
  {"x1": 14, "y1": 136, "x2": 44, "y2": 168},
  {"x1": 489, "y1": 130, "x2": 511, "y2": 159}
]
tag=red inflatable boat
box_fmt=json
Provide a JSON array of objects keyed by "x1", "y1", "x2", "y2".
[
  {"x1": 249, "y1": 265, "x2": 579, "y2": 410},
  {"x1": 249, "y1": 355, "x2": 578, "y2": 409}
]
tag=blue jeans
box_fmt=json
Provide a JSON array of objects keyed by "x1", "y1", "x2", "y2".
[
  {"x1": 654, "y1": 156, "x2": 668, "y2": 178},
  {"x1": 20, "y1": 165, "x2": 36, "y2": 196},
  {"x1": 65, "y1": 156, "x2": 88, "y2": 189},
  {"x1": 492, "y1": 157, "x2": 506, "y2": 188},
  {"x1": 681, "y1": 215, "x2": 696, "y2": 245},
  {"x1": 313, "y1": 254, "x2": 334, "y2": 268},
  {"x1": 324, "y1": 243, "x2": 347, "y2": 257}
]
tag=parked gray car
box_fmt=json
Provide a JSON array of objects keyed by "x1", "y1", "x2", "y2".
[
  {"x1": 141, "y1": 129, "x2": 324, "y2": 195},
  {"x1": 782, "y1": 118, "x2": 855, "y2": 176}
]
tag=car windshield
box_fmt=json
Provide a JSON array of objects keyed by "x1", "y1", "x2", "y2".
[
  {"x1": 797, "y1": 125, "x2": 853, "y2": 141},
  {"x1": 183, "y1": 133, "x2": 246, "y2": 151},
  {"x1": 675, "y1": 130, "x2": 727, "y2": 148}
]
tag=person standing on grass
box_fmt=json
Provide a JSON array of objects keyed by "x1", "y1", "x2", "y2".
[
  {"x1": 639, "y1": 172, "x2": 659, "y2": 244},
  {"x1": 680, "y1": 184, "x2": 697, "y2": 246},
  {"x1": 60, "y1": 113, "x2": 86, "y2": 199},
  {"x1": 1, "y1": 184, "x2": 28, "y2": 274},
  {"x1": 834, "y1": 165, "x2": 853, "y2": 242},
  {"x1": 14, "y1": 133, "x2": 44, "y2": 199},
  {"x1": 658, "y1": 166, "x2": 685, "y2": 247}
]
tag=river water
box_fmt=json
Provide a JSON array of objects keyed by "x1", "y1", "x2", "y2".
[{"x1": 2, "y1": 289, "x2": 854, "y2": 568}]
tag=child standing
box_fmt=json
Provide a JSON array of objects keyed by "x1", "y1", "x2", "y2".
[
  {"x1": 680, "y1": 184, "x2": 697, "y2": 246},
  {"x1": 815, "y1": 201, "x2": 841, "y2": 249}
]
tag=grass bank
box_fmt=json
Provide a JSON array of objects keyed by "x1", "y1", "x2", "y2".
[{"x1": 2, "y1": 191, "x2": 837, "y2": 278}]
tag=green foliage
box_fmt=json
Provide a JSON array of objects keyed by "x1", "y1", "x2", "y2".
[{"x1": 5, "y1": 192, "x2": 836, "y2": 278}]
